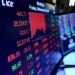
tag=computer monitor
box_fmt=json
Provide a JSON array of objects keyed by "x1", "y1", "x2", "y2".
[{"x1": 58, "y1": 13, "x2": 75, "y2": 54}]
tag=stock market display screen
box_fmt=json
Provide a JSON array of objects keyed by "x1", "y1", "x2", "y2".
[
  {"x1": 0, "y1": 0, "x2": 62, "y2": 75},
  {"x1": 59, "y1": 13, "x2": 75, "y2": 54}
]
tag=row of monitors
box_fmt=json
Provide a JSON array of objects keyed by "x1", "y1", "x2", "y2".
[{"x1": 0, "y1": 0, "x2": 75, "y2": 74}]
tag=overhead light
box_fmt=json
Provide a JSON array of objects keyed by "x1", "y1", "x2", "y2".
[{"x1": 69, "y1": 0, "x2": 75, "y2": 6}]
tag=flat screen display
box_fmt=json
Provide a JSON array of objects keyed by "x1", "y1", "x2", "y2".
[
  {"x1": 0, "y1": 0, "x2": 62, "y2": 75},
  {"x1": 59, "y1": 13, "x2": 75, "y2": 54}
]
